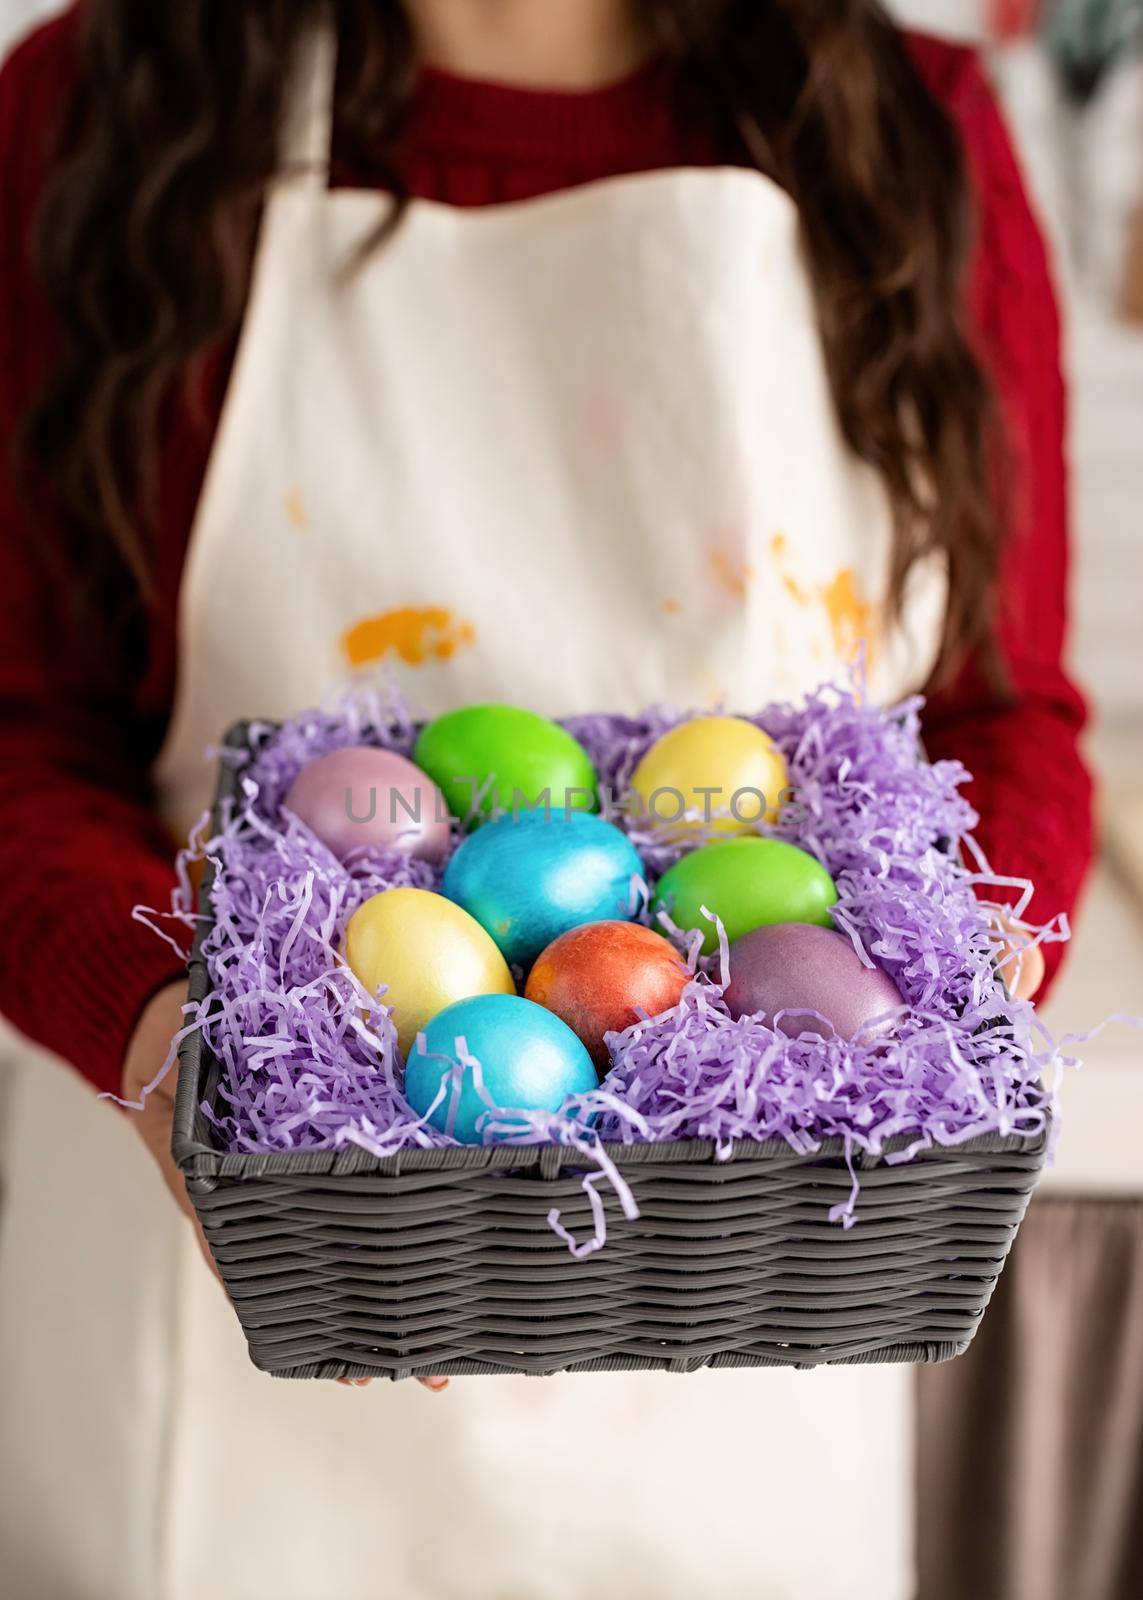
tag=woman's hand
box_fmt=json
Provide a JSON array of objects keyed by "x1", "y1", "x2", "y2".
[
  {"x1": 121, "y1": 981, "x2": 448, "y2": 1392},
  {"x1": 992, "y1": 914, "x2": 1046, "y2": 1001},
  {"x1": 122, "y1": 980, "x2": 210, "y2": 1242}
]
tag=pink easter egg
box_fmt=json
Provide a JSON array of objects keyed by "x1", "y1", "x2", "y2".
[
  {"x1": 284, "y1": 746, "x2": 450, "y2": 862},
  {"x1": 724, "y1": 922, "x2": 904, "y2": 1040}
]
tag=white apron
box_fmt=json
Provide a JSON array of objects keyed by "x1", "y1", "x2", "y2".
[{"x1": 1, "y1": 26, "x2": 945, "y2": 1600}]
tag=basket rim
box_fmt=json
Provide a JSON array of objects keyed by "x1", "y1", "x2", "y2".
[{"x1": 171, "y1": 718, "x2": 1052, "y2": 1183}]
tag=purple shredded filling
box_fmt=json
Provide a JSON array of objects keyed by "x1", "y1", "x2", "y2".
[{"x1": 141, "y1": 679, "x2": 1067, "y2": 1251}]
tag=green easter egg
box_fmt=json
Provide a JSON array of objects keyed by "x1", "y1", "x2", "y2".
[
  {"x1": 651, "y1": 837, "x2": 837, "y2": 955},
  {"x1": 413, "y1": 705, "x2": 597, "y2": 827}
]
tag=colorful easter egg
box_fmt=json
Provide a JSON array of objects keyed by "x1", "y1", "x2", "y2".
[
  {"x1": 442, "y1": 811, "x2": 644, "y2": 967},
  {"x1": 413, "y1": 705, "x2": 596, "y2": 826},
  {"x1": 525, "y1": 921, "x2": 689, "y2": 1069},
  {"x1": 284, "y1": 746, "x2": 450, "y2": 862},
  {"x1": 405, "y1": 993, "x2": 598, "y2": 1143},
  {"x1": 725, "y1": 923, "x2": 904, "y2": 1039},
  {"x1": 344, "y1": 887, "x2": 514, "y2": 1055},
  {"x1": 651, "y1": 837, "x2": 837, "y2": 955},
  {"x1": 629, "y1": 716, "x2": 788, "y2": 838}
]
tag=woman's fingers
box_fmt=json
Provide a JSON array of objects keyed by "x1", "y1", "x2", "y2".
[
  {"x1": 1008, "y1": 940, "x2": 1046, "y2": 1001},
  {"x1": 992, "y1": 915, "x2": 1047, "y2": 1001},
  {"x1": 125, "y1": 986, "x2": 454, "y2": 1392},
  {"x1": 336, "y1": 1376, "x2": 450, "y2": 1391},
  {"x1": 121, "y1": 982, "x2": 224, "y2": 1281}
]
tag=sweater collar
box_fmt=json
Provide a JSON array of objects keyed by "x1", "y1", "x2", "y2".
[{"x1": 403, "y1": 53, "x2": 694, "y2": 169}]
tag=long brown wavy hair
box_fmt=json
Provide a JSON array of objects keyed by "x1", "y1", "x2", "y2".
[{"x1": 26, "y1": 0, "x2": 1004, "y2": 687}]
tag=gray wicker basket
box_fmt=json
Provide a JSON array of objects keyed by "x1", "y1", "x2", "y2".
[{"x1": 172, "y1": 726, "x2": 1048, "y2": 1381}]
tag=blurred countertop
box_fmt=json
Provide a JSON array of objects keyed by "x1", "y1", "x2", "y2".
[{"x1": 1038, "y1": 724, "x2": 1143, "y2": 1194}]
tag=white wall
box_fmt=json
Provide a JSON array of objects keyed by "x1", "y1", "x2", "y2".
[
  {"x1": 889, "y1": 0, "x2": 986, "y2": 38},
  {"x1": 0, "y1": 0, "x2": 57, "y2": 54}
]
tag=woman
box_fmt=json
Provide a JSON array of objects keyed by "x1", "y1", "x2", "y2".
[{"x1": 0, "y1": 2, "x2": 1091, "y2": 1597}]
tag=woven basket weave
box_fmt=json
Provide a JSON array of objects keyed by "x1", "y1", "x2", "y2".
[{"x1": 172, "y1": 727, "x2": 1047, "y2": 1381}]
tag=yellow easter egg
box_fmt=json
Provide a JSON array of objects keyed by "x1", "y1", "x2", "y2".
[
  {"x1": 630, "y1": 716, "x2": 788, "y2": 839},
  {"x1": 344, "y1": 887, "x2": 515, "y2": 1055}
]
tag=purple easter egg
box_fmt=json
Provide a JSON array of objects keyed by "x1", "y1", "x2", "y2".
[
  {"x1": 724, "y1": 923, "x2": 904, "y2": 1040},
  {"x1": 284, "y1": 746, "x2": 450, "y2": 862}
]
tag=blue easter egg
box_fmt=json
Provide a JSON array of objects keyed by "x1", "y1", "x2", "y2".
[
  {"x1": 405, "y1": 993, "x2": 598, "y2": 1143},
  {"x1": 441, "y1": 810, "x2": 644, "y2": 966}
]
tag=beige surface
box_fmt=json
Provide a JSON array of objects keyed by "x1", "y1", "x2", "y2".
[
  {"x1": 1104, "y1": 791, "x2": 1143, "y2": 910},
  {"x1": 1038, "y1": 853, "x2": 1143, "y2": 1195}
]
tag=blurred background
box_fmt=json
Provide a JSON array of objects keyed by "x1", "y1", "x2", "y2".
[
  {"x1": 898, "y1": 0, "x2": 1143, "y2": 1189},
  {"x1": 4, "y1": 0, "x2": 1137, "y2": 1158}
]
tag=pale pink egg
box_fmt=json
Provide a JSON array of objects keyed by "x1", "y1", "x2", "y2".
[{"x1": 284, "y1": 746, "x2": 450, "y2": 862}]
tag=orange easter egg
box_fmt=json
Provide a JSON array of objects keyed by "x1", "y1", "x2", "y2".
[{"x1": 525, "y1": 921, "x2": 689, "y2": 1071}]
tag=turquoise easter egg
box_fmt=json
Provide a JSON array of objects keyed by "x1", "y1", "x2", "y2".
[
  {"x1": 405, "y1": 993, "x2": 598, "y2": 1143},
  {"x1": 413, "y1": 704, "x2": 596, "y2": 827},
  {"x1": 442, "y1": 810, "x2": 644, "y2": 966}
]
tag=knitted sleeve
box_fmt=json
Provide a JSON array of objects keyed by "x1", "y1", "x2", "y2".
[
  {"x1": 0, "y1": 13, "x2": 184, "y2": 1095},
  {"x1": 917, "y1": 46, "x2": 1094, "y2": 993}
]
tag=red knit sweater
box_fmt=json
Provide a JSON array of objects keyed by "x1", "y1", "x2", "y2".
[{"x1": 0, "y1": 11, "x2": 1093, "y2": 1097}]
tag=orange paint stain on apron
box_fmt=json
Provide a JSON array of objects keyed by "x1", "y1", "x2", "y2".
[
  {"x1": 769, "y1": 533, "x2": 808, "y2": 603},
  {"x1": 767, "y1": 533, "x2": 877, "y2": 669},
  {"x1": 711, "y1": 549, "x2": 754, "y2": 602},
  {"x1": 284, "y1": 487, "x2": 309, "y2": 530},
  {"x1": 341, "y1": 606, "x2": 477, "y2": 669},
  {"x1": 819, "y1": 567, "x2": 876, "y2": 665}
]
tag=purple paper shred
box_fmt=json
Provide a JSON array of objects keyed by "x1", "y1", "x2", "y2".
[{"x1": 140, "y1": 678, "x2": 1069, "y2": 1253}]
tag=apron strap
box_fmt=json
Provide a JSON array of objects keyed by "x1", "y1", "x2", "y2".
[{"x1": 280, "y1": 13, "x2": 337, "y2": 188}]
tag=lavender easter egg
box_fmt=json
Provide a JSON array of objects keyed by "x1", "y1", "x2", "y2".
[
  {"x1": 442, "y1": 811, "x2": 644, "y2": 967},
  {"x1": 526, "y1": 921, "x2": 690, "y2": 1069},
  {"x1": 724, "y1": 923, "x2": 905, "y2": 1040},
  {"x1": 405, "y1": 993, "x2": 598, "y2": 1143},
  {"x1": 285, "y1": 746, "x2": 450, "y2": 862}
]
